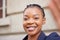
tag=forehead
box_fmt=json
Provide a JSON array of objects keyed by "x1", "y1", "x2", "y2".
[{"x1": 24, "y1": 7, "x2": 43, "y2": 16}]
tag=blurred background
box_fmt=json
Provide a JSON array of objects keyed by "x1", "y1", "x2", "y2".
[{"x1": 0, "y1": 0, "x2": 60, "y2": 40}]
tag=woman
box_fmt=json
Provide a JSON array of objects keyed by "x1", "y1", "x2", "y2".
[
  {"x1": 23, "y1": 4, "x2": 46, "y2": 40},
  {"x1": 23, "y1": 4, "x2": 60, "y2": 40}
]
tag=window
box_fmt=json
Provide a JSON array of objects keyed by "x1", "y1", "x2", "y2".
[
  {"x1": 0, "y1": 0, "x2": 7, "y2": 18},
  {"x1": 0, "y1": 0, "x2": 3, "y2": 18}
]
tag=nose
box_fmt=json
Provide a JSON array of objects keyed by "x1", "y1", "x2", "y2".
[{"x1": 27, "y1": 18, "x2": 34, "y2": 24}]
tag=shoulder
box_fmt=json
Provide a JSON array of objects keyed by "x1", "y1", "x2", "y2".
[{"x1": 46, "y1": 32, "x2": 60, "y2": 40}]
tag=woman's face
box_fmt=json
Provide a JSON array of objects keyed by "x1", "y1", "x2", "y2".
[{"x1": 23, "y1": 7, "x2": 45, "y2": 36}]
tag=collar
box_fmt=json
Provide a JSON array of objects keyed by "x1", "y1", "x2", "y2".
[
  {"x1": 37, "y1": 31, "x2": 46, "y2": 40},
  {"x1": 23, "y1": 31, "x2": 46, "y2": 40}
]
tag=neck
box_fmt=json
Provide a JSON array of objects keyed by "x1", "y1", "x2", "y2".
[{"x1": 28, "y1": 32, "x2": 41, "y2": 40}]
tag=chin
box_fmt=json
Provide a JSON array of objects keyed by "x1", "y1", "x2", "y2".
[
  {"x1": 27, "y1": 31, "x2": 38, "y2": 36},
  {"x1": 28, "y1": 33, "x2": 36, "y2": 36}
]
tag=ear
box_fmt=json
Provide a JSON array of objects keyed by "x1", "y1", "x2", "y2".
[{"x1": 42, "y1": 17, "x2": 46, "y2": 25}]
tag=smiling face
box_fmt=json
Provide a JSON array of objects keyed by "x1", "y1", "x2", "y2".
[{"x1": 23, "y1": 7, "x2": 45, "y2": 36}]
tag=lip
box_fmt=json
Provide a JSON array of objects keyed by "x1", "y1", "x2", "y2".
[{"x1": 26, "y1": 26, "x2": 37, "y2": 31}]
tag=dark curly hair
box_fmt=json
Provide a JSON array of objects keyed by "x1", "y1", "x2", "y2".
[{"x1": 24, "y1": 4, "x2": 45, "y2": 17}]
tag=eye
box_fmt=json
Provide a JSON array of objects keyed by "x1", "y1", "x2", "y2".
[
  {"x1": 24, "y1": 17, "x2": 28, "y2": 21},
  {"x1": 34, "y1": 17, "x2": 39, "y2": 20}
]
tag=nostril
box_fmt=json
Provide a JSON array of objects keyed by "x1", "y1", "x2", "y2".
[{"x1": 27, "y1": 21, "x2": 34, "y2": 25}]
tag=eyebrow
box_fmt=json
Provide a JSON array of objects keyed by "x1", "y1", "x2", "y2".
[
  {"x1": 24, "y1": 15, "x2": 28, "y2": 17},
  {"x1": 33, "y1": 14, "x2": 40, "y2": 16}
]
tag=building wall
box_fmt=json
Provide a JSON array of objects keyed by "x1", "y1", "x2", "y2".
[{"x1": 0, "y1": 0, "x2": 58, "y2": 40}]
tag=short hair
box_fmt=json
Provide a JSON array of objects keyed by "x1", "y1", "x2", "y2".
[{"x1": 24, "y1": 4, "x2": 45, "y2": 17}]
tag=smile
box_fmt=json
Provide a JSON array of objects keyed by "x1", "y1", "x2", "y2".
[{"x1": 27, "y1": 26, "x2": 37, "y2": 31}]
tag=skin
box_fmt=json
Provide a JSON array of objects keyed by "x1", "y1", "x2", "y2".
[{"x1": 23, "y1": 7, "x2": 46, "y2": 40}]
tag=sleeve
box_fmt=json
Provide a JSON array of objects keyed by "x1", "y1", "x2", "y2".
[{"x1": 46, "y1": 32, "x2": 60, "y2": 40}]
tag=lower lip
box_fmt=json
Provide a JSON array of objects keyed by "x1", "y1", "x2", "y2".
[{"x1": 27, "y1": 27, "x2": 36, "y2": 32}]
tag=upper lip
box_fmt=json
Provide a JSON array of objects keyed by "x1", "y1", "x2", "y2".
[{"x1": 26, "y1": 26, "x2": 37, "y2": 28}]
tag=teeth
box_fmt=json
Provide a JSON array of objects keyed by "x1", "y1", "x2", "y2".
[{"x1": 27, "y1": 27, "x2": 35, "y2": 31}]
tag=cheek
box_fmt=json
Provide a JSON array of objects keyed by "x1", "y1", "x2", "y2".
[
  {"x1": 36, "y1": 20, "x2": 43, "y2": 31},
  {"x1": 36, "y1": 20, "x2": 43, "y2": 26},
  {"x1": 23, "y1": 21, "x2": 27, "y2": 32},
  {"x1": 23, "y1": 21, "x2": 27, "y2": 28}
]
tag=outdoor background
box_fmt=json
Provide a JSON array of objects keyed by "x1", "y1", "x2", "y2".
[{"x1": 0, "y1": 0, "x2": 60, "y2": 40}]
